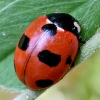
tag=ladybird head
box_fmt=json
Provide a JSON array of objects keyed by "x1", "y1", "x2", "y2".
[{"x1": 46, "y1": 13, "x2": 81, "y2": 38}]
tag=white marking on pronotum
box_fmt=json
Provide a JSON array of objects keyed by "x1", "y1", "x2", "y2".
[
  {"x1": 46, "y1": 19, "x2": 52, "y2": 24},
  {"x1": 46, "y1": 19, "x2": 64, "y2": 32},
  {"x1": 57, "y1": 26, "x2": 64, "y2": 32},
  {"x1": 74, "y1": 21, "x2": 81, "y2": 33}
]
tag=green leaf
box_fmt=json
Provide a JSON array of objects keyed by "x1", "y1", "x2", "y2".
[
  {"x1": 75, "y1": 28, "x2": 100, "y2": 64},
  {"x1": 0, "y1": 0, "x2": 100, "y2": 99},
  {"x1": 13, "y1": 89, "x2": 45, "y2": 100},
  {"x1": 0, "y1": 53, "x2": 26, "y2": 90}
]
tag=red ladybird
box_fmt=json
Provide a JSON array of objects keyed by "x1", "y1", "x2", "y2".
[{"x1": 14, "y1": 13, "x2": 81, "y2": 90}]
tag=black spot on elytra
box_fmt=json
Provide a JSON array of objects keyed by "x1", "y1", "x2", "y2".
[
  {"x1": 38, "y1": 50, "x2": 61, "y2": 67},
  {"x1": 36, "y1": 79, "x2": 53, "y2": 88},
  {"x1": 66, "y1": 56, "x2": 72, "y2": 65},
  {"x1": 18, "y1": 33, "x2": 30, "y2": 51},
  {"x1": 46, "y1": 13, "x2": 80, "y2": 35},
  {"x1": 42, "y1": 24, "x2": 57, "y2": 36},
  {"x1": 14, "y1": 61, "x2": 16, "y2": 72}
]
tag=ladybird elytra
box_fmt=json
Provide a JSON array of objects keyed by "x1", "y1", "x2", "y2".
[{"x1": 14, "y1": 13, "x2": 81, "y2": 90}]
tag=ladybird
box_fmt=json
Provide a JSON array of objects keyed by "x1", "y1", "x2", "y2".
[{"x1": 14, "y1": 13, "x2": 81, "y2": 90}]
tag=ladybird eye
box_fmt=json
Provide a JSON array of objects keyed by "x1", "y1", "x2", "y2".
[{"x1": 74, "y1": 21, "x2": 81, "y2": 34}]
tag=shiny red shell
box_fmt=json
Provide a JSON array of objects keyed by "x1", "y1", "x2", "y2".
[{"x1": 14, "y1": 13, "x2": 80, "y2": 90}]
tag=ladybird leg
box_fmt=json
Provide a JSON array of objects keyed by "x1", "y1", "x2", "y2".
[
  {"x1": 67, "y1": 61, "x2": 75, "y2": 73},
  {"x1": 78, "y1": 36, "x2": 86, "y2": 44}
]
